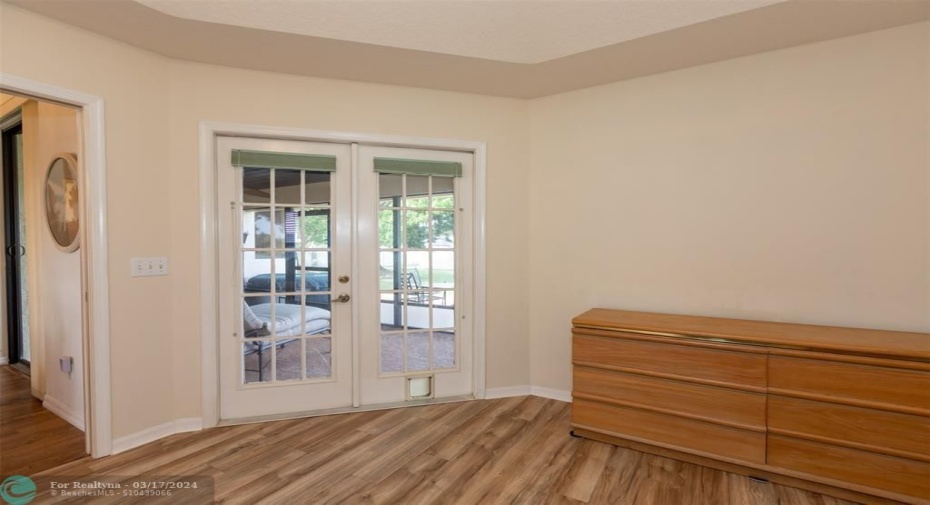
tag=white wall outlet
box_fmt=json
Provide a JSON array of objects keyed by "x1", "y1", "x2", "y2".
[
  {"x1": 60, "y1": 356, "x2": 73, "y2": 374},
  {"x1": 131, "y1": 257, "x2": 169, "y2": 277},
  {"x1": 153, "y1": 257, "x2": 168, "y2": 275}
]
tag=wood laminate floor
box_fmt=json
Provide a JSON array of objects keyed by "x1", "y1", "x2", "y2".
[
  {"x1": 0, "y1": 365, "x2": 87, "y2": 475},
  {"x1": 29, "y1": 396, "x2": 861, "y2": 504}
]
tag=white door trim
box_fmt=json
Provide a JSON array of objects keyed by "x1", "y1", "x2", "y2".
[
  {"x1": 199, "y1": 122, "x2": 487, "y2": 428},
  {"x1": 0, "y1": 72, "x2": 112, "y2": 457}
]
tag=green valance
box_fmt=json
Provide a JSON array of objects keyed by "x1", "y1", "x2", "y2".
[
  {"x1": 373, "y1": 157, "x2": 462, "y2": 178},
  {"x1": 231, "y1": 149, "x2": 336, "y2": 172}
]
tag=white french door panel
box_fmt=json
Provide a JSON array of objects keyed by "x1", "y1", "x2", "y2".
[
  {"x1": 216, "y1": 135, "x2": 476, "y2": 421},
  {"x1": 217, "y1": 136, "x2": 353, "y2": 420},
  {"x1": 357, "y1": 145, "x2": 474, "y2": 405}
]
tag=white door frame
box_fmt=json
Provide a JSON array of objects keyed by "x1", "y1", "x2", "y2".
[
  {"x1": 199, "y1": 122, "x2": 487, "y2": 427},
  {"x1": 0, "y1": 73, "x2": 113, "y2": 457}
]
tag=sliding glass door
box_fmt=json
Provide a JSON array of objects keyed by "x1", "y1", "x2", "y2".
[{"x1": 2, "y1": 113, "x2": 30, "y2": 372}]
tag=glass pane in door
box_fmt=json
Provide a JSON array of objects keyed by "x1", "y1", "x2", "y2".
[
  {"x1": 378, "y1": 173, "x2": 456, "y2": 375},
  {"x1": 240, "y1": 167, "x2": 335, "y2": 384}
]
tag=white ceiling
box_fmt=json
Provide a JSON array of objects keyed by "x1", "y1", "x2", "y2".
[
  {"x1": 8, "y1": 0, "x2": 930, "y2": 97},
  {"x1": 136, "y1": 0, "x2": 784, "y2": 64}
]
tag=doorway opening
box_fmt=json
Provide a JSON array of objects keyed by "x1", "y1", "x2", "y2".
[
  {"x1": 0, "y1": 74, "x2": 111, "y2": 458},
  {"x1": 201, "y1": 124, "x2": 486, "y2": 426},
  {"x1": 0, "y1": 92, "x2": 88, "y2": 473}
]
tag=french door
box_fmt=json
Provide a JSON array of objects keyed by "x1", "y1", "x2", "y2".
[
  {"x1": 216, "y1": 136, "x2": 473, "y2": 420},
  {"x1": 217, "y1": 137, "x2": 353, "y2": 419},
  {"x1": 356, "y1": 146, "x2": 473, "y2": 405}
]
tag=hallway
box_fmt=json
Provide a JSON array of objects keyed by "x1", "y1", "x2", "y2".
[{"x1": 0, "y1": 365, "x2": 85, "y2": 475}]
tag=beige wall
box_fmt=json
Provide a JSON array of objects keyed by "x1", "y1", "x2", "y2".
[
  {"x1": 29, "y1": 101, "x2": 84, "y2": 424},
  {"x1": 528, "y1": 21, "x2": 930, "y2": 391}
]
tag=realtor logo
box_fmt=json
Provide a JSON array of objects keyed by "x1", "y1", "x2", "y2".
[{"x1": 0, "y1": 476, "x2": 36, "y2": 505}]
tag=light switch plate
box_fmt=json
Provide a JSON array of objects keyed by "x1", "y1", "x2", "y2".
[{"x1": 131, "y1": 257, "x2": 169, "y2": 277}]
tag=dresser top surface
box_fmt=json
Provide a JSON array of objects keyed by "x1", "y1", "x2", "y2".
[{"x1": 573, "y1": 309, "x2": 930, "y2": 361}]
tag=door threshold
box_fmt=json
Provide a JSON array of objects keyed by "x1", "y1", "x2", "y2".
[{"x1": 218, "y1": 394, "x2": 475, "y2": 427}]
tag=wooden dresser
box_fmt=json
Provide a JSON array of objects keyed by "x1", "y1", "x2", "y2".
[{"x1": 571, "y1": 309, "x2": 930, "y2": 504}]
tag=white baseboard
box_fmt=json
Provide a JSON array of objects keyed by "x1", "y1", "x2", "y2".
[
  {"x1": 484, "y1": 385, "x2": 531, "y2": 399},
  {"x1": 530, "y1": 386, "x2": 572, "y2": 403},
  {"x1": 109, "y1": 387, "x2": 565, "y2": 455},
  {"x1": 0, "y1": 357, "x2": 8, "y2": 365},
  {"x1": 112, "y1": 418, "x2": 203, "y2": 454},
  {"x1": 484, "y1": 385, "x2": 571, "y2": 403},
  {"x1": 43, "y1": 394, "x2": 85, "y2": 431}
]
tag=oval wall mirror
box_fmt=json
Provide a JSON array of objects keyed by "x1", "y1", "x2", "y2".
[{"x1": 44, "y1": 153, "x2": 80, "y2": 252}]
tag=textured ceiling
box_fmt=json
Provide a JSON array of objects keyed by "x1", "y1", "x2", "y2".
[{"x1": 135, "y1": 0, "x2": 784, "y2": 64}]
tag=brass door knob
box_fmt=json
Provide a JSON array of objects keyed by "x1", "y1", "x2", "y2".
[{"x1": 333, "y1": 293, "x2": 351, "y2": 303}]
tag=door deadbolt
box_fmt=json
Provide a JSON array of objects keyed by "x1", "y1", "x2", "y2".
[
  {"x1": 333, "y1": 293, "x2": 351, "y2": 303},
  {"x1": 338, "y1": 275, "x2": 350, "y2": 284}
]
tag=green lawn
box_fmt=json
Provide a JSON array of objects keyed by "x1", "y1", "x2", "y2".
[{"x1": 379, "y1": 269, "x2": 454, "y2": 290}]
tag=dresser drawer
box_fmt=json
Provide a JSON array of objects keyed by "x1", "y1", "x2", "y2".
[
  {"x1": 768, "y1": 395, "x2": 930, "y2": 461},
  {"x1": 768, "y1": 434, "x2": 930, "y2": 500},
  {"x1": 573, "y1": 366, "x2": 766, "y2": 430},
  {"x1": 572, "y1": 335, "x2": 766, "y2": 389},
  {"x1": 572, "y1": 398, "x2": 765, "y2": 464},
  {"x1": 769, "y1": 356, "x2": 930, "y2": 412}
]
